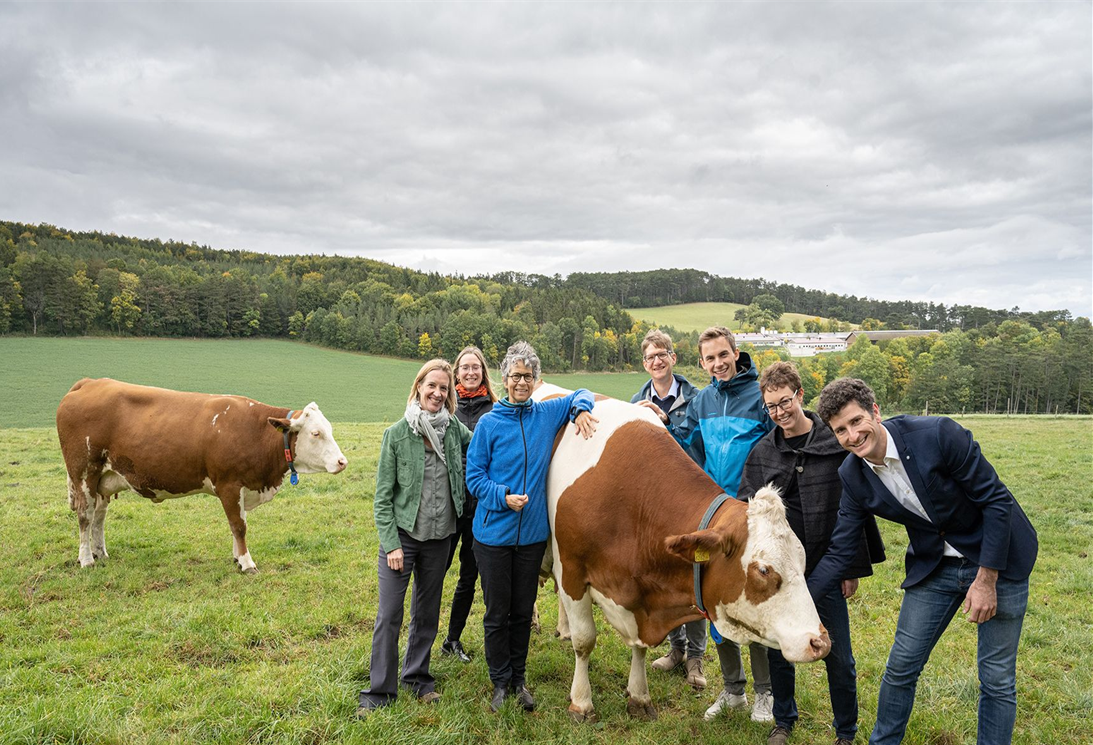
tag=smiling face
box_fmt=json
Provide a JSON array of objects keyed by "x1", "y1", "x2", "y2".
[
  {"x1": 418, "y1": 369, "x2": 451, "y2": 413},
  {"x1": 763, "y1": 385, "x2": 809, "y2": 437},
  {"x1": 827, "y1": 401, "x2": 887, "y2": 464},
  {"x1": 504, "y1": 361, "x2": 535, "y2": 403},
  {"x1": 455, "y1": 351, "x2": 484, "y2": 391},
  {"x1": 699, "y1": 335, "x2": 740, "y2": 382},
  {"x1": 642, "y1": 344, "x2": 676, "y2": 387}
]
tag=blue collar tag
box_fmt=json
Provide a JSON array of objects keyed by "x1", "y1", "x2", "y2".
[
  {"x1": 708, "y1": 621, "x2": 723, "y2": 644},
  {"x1": 290, "y1": 472, "x2": 299, "y2": 486}
]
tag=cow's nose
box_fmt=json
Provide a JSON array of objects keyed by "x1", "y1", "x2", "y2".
[
  {"x1": 809, "y1": 631, "x2": 832, "y2": 660},
  {"x1": 334, "y1": 457, "x2": 348, "y2": 473}
]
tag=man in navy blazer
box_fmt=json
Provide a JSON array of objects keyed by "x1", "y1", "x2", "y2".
[{"x1": 809, "y1": 378, "x2": 1036, "y2": 745}]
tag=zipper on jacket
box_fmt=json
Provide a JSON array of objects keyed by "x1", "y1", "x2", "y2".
[{"x1": 515, "y1": 406, "x2": 528, "y2": 549}]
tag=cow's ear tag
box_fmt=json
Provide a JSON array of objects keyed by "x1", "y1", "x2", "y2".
[
  {"x1": 694, "y1": 547, "x2": 710, "y2": 563},
  {"x1": 290, "y1": 472, "x2": 299, "y2": 486}
]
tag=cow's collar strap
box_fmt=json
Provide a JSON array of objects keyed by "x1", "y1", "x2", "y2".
[
  {"x1": 283, "y1": 410, "x2": 299, "y2": 486},
  {"x1": 693, "y1": 492, "x2": 730, "y2": 643}
]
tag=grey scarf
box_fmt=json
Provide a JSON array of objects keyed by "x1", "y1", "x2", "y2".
[{"x1": 404, "y1": 398, "x2": 450, "y2": 463}]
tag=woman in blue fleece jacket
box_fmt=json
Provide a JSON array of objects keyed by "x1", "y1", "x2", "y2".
[{"x1": 467, "y1": 341, "x2": 597, "y2": 712}]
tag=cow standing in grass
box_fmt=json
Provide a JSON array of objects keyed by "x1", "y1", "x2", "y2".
[{"x1": 56, "y1": 378, "x2": 348, "y2": 572}]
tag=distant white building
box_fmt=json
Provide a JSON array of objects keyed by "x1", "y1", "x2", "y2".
[{"x1": 735, "y1": 329, "x2": 939, "y2": 357}]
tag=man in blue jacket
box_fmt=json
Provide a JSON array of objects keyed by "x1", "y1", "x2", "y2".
[
  {"x1": 811, "y1": 378, "x2": 1037, "y2": 745},
  {"x1": 630, "y1": 329, "x2": 706, "y2": 689},
  {"x1": 669, "y1": 326, "x2": 776, "y2": 722},
  {"x1": 467, "y1": 341, "x2": 597, "y2": 713}
]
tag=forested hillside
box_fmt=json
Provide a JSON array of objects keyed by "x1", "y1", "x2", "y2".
[{"x1": 2, "y1": 220, "x2": 1089, "y2": 414}]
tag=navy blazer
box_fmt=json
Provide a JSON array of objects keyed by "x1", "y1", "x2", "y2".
[{"x1": 808, "y1": 415, "x2": 1037, "y2": 599}]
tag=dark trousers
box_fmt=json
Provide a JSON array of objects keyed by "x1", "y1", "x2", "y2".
[
  {"x1": 444, "y1": 505, "x2": 479, "y2": 643},
  {"x1": 769, "y1": 584, "x2": 859, "y2": 739},
  {"x1": 359, "y1": 532, "x2": 450, "y2": 708},
  {"x1": 473, "y1": 539, "x2": 546, "y2": 688}
]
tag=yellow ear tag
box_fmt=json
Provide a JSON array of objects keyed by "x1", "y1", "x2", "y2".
[{"x1": 693, "y1": 547, "x2": 710, "y2": 563}]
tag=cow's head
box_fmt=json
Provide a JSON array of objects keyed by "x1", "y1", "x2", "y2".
[
  {"x1": 269, "y1": 403, "x2": 348, "y2": 474},
  {"x1": 665, "y1": 486, "x2": 829, "y2": 663}
]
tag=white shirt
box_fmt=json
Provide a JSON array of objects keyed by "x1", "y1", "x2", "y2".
[
  {"x1": 649, "y1": 376, "x2": 681, "y2": 405},
  {"x1": 865, "y1": 423, "x2": 962, "y2": 558}
]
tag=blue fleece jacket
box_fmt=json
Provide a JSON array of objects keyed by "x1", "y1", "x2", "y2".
[
  {"x1": 467, "y1": 388, "x2": 595, "y2": 547},
  {"x1": 670, "y1": 351, "x2": 774, "y2": 496}
]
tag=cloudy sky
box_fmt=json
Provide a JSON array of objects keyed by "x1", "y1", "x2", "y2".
[{"x1": 1, "y1": 2, "x2": 1090, "y2": 316}]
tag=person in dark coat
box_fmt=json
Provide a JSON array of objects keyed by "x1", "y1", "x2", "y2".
[
  {"x1": 810, "y1": 378, "x2": 1037, "y2": 745},
  {"x1": 439, "y1": 346, "x2": 498, "y2": 663},
  {"x1": 738, "y1": 362, "x2": 885, "y2": 745}
]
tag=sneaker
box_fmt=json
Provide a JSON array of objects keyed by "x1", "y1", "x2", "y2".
[
  {"x1": 751, "y1": 690, "x2": 774, "y2": 722},
  {"x1": 418, "y1": 691, "x2": 441, "y2": 704},
  {"x1": 768, "y1": 725, "x2": 791, "y2": 745},
  {"x1": 651, "y1": 648, "x2": 685, "y2": 672},
  {"x1": 833, "y1": 739, "x2": 854, "y2": 745},
  {"x1": 684, "y1": 657, "x2": 707, "y2": 690},
  {"x1": 703, "y1": 689, "x2": 748, "y2": 720},
  {"x1": 440, "y1": 638, "x2": 472, "y2": 663}
]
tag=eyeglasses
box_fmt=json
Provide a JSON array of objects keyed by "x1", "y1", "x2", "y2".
[
  {"x1": 508, "y1": 372, "x2": 535, "y2": 383},
  {"x1": 764, "y1": 389, "x2": 800, "y2": 415},
  {"x1": 458, "y1": 364, "x2": 482, "y2": 372},
  {"x1": 643, "y1": 351, "x2": 672, "y2": 363}
]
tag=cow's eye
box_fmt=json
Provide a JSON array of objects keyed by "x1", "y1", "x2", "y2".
[
  {"x1": 758, "y1": 565, "x2": 769, "y2": 576},
  {"x1": 311, "y1": 430, "x2": 321, "y2": 437}
]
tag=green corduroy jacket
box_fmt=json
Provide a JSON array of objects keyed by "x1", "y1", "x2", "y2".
[{"x1": 373, "y1": 416, "x2": 473, "y2": 553}]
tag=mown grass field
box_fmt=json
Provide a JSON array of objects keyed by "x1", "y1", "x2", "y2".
[
  {"x1": 1, "y1": 337, "x2": 1089, "y2": 744},
  {"x1": 0, "y1": 338, "x2": 646, "y2": 429},
  {"x1": 629, "y1": 302, "x2": 851, "y2": 333}
]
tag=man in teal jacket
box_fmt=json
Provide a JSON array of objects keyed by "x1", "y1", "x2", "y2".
[
  {"x1": 467, "y1": 341, "x2": 597, "y2": 712},
  {"x1": 668, "y1": 326, "x2": 777, "y2": 723}
]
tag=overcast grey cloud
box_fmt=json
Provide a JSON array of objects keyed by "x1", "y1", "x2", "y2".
[{"x1": 1, "y1": 2, "x2": 1089, "y2": 316}]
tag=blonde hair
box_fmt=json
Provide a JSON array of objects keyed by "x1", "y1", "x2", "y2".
[
  {"x1": 641, "y1": 329, "x2": 675, "y2": 357},
  {"x1": 408, "y1": 358, "x2": 458, "y2": 414},
  {"x1": 454, "y1": 346, "x2": 499, "y2": 403}
]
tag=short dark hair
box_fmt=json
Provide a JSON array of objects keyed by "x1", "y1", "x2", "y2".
[
  {"x1": 759, "y1": 361, "x2": 801, "y2": 394},
  {"x1": 698, "y1": 326, "x2": 736, "y2": 355},
  {"x1": 816, "y1": 378, "x2": 876, "y2": 423}
]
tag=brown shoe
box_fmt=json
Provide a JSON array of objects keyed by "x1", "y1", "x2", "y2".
[
  {"x1": 768, "y1": 726, "x2": 791, "y2": 745},
  {"x1": 684, "y1": 657, "x2": 707, "y2": 690},
  {"x1": 419, "y1": 691, "x2": 441, "y2": 704},
  {"x1": 651, "y1": 648, "x2": 685, "y2": 672}
]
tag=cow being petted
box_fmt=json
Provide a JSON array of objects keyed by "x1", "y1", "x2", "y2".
[
  {"x1": 56, "y1": 378, "x2": 348, "y2": 573},
  {"x1": 545, "y1": 397, "x2": 829, "y2": 722}
]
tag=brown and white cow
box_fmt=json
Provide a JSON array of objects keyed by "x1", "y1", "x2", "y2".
[
  {"x1": 543, "y1": 395, "x2": 830, "y2": 721},
  {"x1": 56, "y1": 378, "x2": 348, "y2": 573}
]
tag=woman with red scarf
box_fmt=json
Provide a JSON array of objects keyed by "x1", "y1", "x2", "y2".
[{"x1": 438, "y1": 346, "x2": 499, "y2": 663}]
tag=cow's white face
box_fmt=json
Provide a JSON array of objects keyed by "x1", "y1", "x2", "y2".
[
  {"x1": 703, "y1": 488, "x2": 830, "y2": 663},
  {"x1": 289, "y1": 403, "x2": 348, "y2": 474}
]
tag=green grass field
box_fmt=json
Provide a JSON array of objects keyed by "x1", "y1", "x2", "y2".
[
  {"x1": 629, "y1": 302, "x2": 849, "y2": 333},
  {"x1": 1, "y1": 337, "x2": 1089, "y2": 744},
  {"x1": 0, "y1": 338, "x2": 647, "y2": 429}
]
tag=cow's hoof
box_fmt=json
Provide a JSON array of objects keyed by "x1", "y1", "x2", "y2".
[
  {"x1": 626, "y1": 698, "x2": 657, "y2": 721},
  {"x1": 242, "y1": 566, "x2": 259, "y2": 575},
  {"x1": 567, "y1": 706, "x2": 597, "y2": 723}
]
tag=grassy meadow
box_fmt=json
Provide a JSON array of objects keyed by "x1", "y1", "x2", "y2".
[
  {"x1": 629, "y1": 302, "x2": 850, "y2": 333},
  {"x1": 0, "y1": 338, "x2": 646, "y2": 429},
  {"x1": 1, "y1": 337, "x2": 1090, "y2": 744}
]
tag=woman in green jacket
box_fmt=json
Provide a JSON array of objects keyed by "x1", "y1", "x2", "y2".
[{"x1": 357, "y1": 359, "x2": 473, "y2": 715}]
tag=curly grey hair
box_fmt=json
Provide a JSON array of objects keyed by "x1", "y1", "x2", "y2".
[{"x1": 500, "y1": 340, "x2": 541, "y2": 381}]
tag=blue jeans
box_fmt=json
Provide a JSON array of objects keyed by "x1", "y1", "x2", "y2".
[
  {"x1": 769, "y1": 585, "x2": 858, "y2": 739},
  {"x1": 871, "y1": 558, "x2": 1029, "y2": 745}
]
